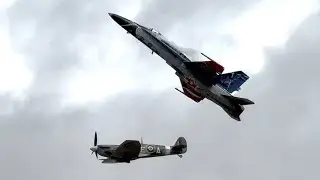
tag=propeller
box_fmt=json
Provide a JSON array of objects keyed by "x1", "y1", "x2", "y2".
[
  {"x1": 94, "y1": 132, "x2": 97, "y2": 146},
  {"x1": 91, "y1": 132, "x2": 98, "y2": 159}
]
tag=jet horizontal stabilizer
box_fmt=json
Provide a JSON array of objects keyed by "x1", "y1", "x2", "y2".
[
  {"x1": 221, "y1": 107, "x2": 242, "y2": 121},
  {"x1": 222, "y1": 95, "x2": 254, "y2": 105}
]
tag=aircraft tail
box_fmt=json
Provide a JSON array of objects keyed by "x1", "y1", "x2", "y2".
[
  {"x1": 222, "y1": 95, "x2": 254, "y2": 105},
  {"x1": 221, "y1": 107, "x2": 243, "y2": 121},
  {"x1": 221, "y1": 95, "x2": 254, "y2": 121},
  {"x1": 215, "y1": 71, "x2": 249, "y2": 93},
  {"x1": 171, "y1": 137, "x2": 187, "y2": 154}
]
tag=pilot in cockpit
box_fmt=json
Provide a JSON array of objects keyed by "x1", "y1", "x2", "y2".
[
  {"x1": 140, "y1": 26, "x2": 162, "y2": 35},
  {"x1": 151, "y1": 28, "x2": 162, "y2": 35}
]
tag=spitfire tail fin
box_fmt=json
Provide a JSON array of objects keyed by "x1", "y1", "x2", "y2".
[
  {"x1": 215, "y1": 71, "x2": 249, "y2": 93},
  {"x1": 171, "y1": 137, "x2": 187, "y2": 154}
]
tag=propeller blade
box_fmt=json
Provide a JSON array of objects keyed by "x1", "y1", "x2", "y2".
[
  {"x1": 94, "y1": 132, "x2": 97, "y2": 146},
  {"x1": 95, "y1": 152, "x2": 98, "y2": 159},
  {"x1": 91, "y1": 151, "x2": 94, "y2": 155}
]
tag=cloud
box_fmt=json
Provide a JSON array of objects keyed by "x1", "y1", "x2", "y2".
[
  {"x1": 0, "y1": 6, "x2": 32, "y2": 96},
  {"x1": 1, "y1": 0, "x2": 320, "y2": 179},
  {"x1": 5, "y1": 0, "x2": 316, "y2": 104},
  {"x1": 5, "y1": 0, "x2": 113, "y2": 94},
  {"x1": 5, "y1": 0, "x2": 150, "y2": 103},
  {"x1": 135, "y1": 0, "x2": 257, "y2": 31},
  {"x1": 1, "y1": 10, "x2": 320, "y2": 179},
  {"x1": 135, "y1": 0, "x2": 319, "y2": 75}
]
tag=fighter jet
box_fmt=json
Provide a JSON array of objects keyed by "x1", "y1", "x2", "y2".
[
  {"x1": 90, "y1": 132, "x2": 187, "y2": 163},
  {"x1": 108, "y1": 13, "x2": 254, "y2": 121}
]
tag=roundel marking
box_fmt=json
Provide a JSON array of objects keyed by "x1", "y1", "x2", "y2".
[{"x1": 146, "y1": 145, "x2": 154, "y2": 152}]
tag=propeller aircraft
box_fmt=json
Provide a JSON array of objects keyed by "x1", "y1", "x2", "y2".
[{"x1": 90, "y1": 132, "x2": 187, "y2": 163}]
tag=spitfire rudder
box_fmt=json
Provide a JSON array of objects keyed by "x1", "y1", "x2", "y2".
[{"x1": 171, "y1": 137, "x2": 187, "y2": 154}]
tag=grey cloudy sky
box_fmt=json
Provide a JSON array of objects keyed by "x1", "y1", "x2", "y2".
[{"x1": 1, "y1": 0, "x2": 320, "y2": 179}]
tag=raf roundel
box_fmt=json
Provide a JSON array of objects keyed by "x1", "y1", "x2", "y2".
[{"x1": 146, "y1": 145, "x2": 154, "y2": 152}]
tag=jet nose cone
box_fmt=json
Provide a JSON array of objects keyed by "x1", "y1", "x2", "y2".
[
  {"x1": 108, "y1": 13, "x2": 138, "y2": 35},
  {"x1": 108, "y1": 13, "x2": 117, "y2": 19},
  {"x1": 108, "y1": 13, "x2": 130, "y2": 26}
]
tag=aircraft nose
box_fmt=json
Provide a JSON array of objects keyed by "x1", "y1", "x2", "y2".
[
  {"x1": 108, "y1": 13, "x2": 131, "y2": 26},
  {"x1": 108, "y1": 13, "x2": 138, "y2": 35},
  {"x1": 90, "y1": 147, "x2": 97, "y2": 152}
]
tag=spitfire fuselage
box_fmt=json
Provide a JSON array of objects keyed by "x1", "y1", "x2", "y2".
[
  {"x1": 92, "y1": 141, "x2": 187, "y2": 164},
  {"x1": 96, "y1": 144, "x2": 172, "y2": 157}
]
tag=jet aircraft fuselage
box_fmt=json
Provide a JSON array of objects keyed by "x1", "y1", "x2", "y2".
[{"x1": 108, "y1": 13, "x2": 254, "y2": 121}]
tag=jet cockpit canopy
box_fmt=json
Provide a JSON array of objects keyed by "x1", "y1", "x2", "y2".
[{"x1": 151, "y1": 28, "x2": 162, "y2": 35}]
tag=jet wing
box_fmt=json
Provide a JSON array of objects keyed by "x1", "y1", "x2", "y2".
[
  {"x1": 176, "y1": 77, "x2": 205, "y2": 102},
  {"x1": 183, "y1": 61, "x2": 224, "y2": 86},
  {"x1": 112, "y1": 140, "x2": 141, "y2": 159},
  {"x1": 200, "y1": 53, "x2": 225, "y2": 74}
]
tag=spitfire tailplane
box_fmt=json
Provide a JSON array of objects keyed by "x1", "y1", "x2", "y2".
[{"x1": 215, "y1": 71, "x2": 249, "y2": 93}]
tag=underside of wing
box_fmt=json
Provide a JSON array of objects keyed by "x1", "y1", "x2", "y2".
[
  {"x1": 112, "y1": 140, "x2": 141, "y2": 160},
  {"x1": 137, "y1": 154, "x2": 163, "y2": 159},
  {"x1": 101, "y1": 158, "x2": 119, "y2": 163},
  {"x1": 177, "y1": 77, "x2": 205, "y2": 102}
]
